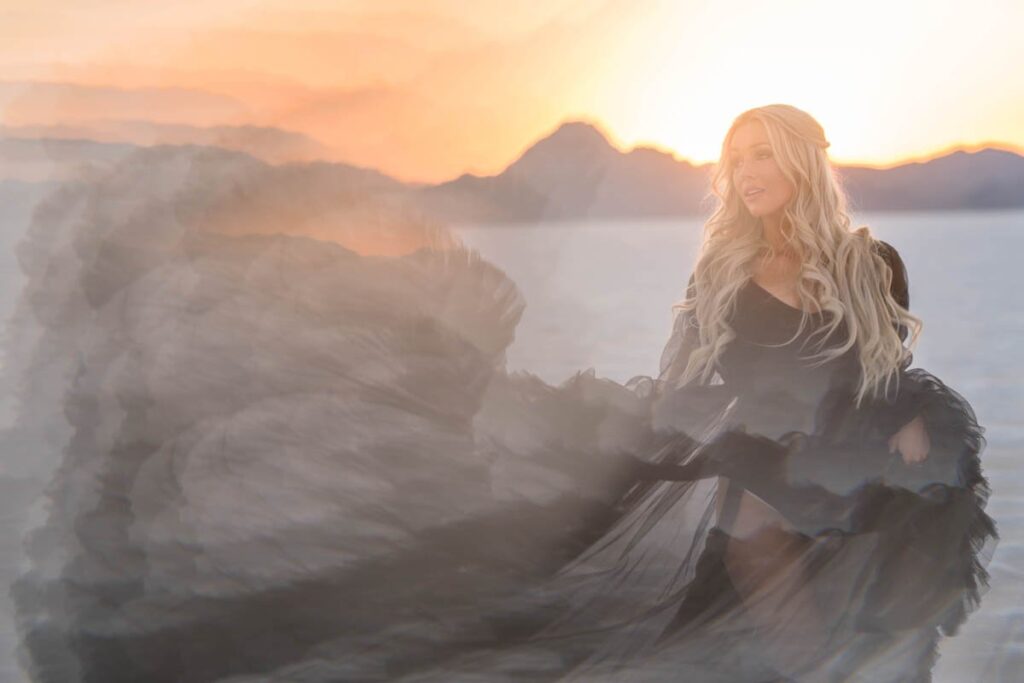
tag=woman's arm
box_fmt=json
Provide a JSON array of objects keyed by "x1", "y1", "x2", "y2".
[
  {"x1": 888, "y1": 414, "x2": 930, "y2": 463},
  {"x1": 657, "y1": 272, "x2": 700, "y2": 386}
]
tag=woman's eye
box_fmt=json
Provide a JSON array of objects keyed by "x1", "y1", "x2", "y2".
[{"x1": 730, "y1": 152, "x2": 769, "y2": 167}]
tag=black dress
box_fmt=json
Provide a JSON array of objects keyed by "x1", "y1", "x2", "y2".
[{"x1": 614, "y1": 239, "x2": 998, "y2": 681}]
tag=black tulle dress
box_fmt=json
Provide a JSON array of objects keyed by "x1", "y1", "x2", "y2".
[
  {"x1": 7, "y1": 167, "x2": 995, "y2": 683},
  {"x1": 606, "y1": 240, "x2": 999, "y2": 681},
  {"x1": 399, "y1": 238, "x2": 997, "y2": 683}
]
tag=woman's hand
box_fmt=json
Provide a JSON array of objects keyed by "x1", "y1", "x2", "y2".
[{"x1": 888, "y1": 414, "x2": 930, "y2": 464}]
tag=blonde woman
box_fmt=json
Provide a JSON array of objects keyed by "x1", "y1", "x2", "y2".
[{"x1": 617, "y1": 104, "x2": 997, "y2": 681}]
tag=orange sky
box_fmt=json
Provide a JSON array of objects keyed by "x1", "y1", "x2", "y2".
[{"x1": 1, "y1": 0, "x2": 1022, "y2": 183}]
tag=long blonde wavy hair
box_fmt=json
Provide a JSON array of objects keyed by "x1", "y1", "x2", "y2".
[{"x1": 670, "y1": 104, "x2": 923, "y2": 407}]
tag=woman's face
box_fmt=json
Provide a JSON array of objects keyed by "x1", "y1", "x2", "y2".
[{"x1": 728, "y1": 120, "x2": 794, "y2": 222}]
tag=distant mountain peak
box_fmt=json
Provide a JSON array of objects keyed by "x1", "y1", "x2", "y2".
[
  {"x1": 504, "y1": 120, "x2": 620, "y2": 181},
  {"x1": 539, "y1": 120, "x2": 615, "y2": 148}
]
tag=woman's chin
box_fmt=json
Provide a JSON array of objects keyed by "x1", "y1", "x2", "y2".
[{"x1": 749, "y1": 207, "x2": 785, "y2": 221}]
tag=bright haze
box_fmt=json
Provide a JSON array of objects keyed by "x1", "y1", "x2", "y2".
[{"x1": 1, "y1": 0, "x2": 1021, "y2": 184}]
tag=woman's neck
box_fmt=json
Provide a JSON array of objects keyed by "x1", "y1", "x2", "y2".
[{"x1": 761, "y1": 214, "x2": 794, "y2": 255}]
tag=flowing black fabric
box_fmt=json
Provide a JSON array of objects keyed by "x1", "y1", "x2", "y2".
[
  {"x1": 424, "y1": 240, "x2": 999, "y2": 682},
  {"x1": 4, "y1": 153, "x2": 996, "y2": 683}
]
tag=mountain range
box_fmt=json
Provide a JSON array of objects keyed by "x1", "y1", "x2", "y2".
[
  {"x1": 2, "y1": 120, "x2": 1022, "y2": 224},
  {"x1": 417, "y1": 121, "x2": 1024, "y2": 223}
]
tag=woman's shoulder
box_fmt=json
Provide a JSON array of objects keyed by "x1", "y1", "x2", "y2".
[
  {"x1": 869, "y1": 238, "x2": 910, "y2": 309},
  {"x1": 870, "y1": 237, "x2": 902, "y2": 265}
]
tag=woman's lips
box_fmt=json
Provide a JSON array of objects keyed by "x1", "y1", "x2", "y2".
[{"x1": 744, "y1": 188, "x2": 765, "y2": 199}]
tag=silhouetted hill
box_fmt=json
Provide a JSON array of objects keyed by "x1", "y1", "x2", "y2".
[
  {"x1": 0, "y1": 137, "x2": 141, "y2": 182},
  {"x1": 418, "y1": 121, "x2": 711, "y2": 222},
  {"x1": 0, "y1": 137, "x2": 400, "y2": 191},
  {"x1": 839, "y1": 148, "x2": 1024, "y2": 211},
  {"x1": 418, "y1": 121, "x2": 1024, "y2": 223},
  {"x1": 1, "y1": 121, "x2": 332, "y2": 166},
  {"x1": 3, "y1": 122, "x2": 1021, "y2": 226}
]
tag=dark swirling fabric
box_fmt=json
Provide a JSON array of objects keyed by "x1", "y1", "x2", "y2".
[{"x1": 623, "y1": 239, "x2": 996, "y2": 679}]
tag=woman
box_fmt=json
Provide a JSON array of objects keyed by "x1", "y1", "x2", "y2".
[
  {"x1": 385, "y1": 104, "x2": 996, "y2": 681},
  {"x1": 8, "y1": 106, "x2": 994, "y2": 683},
  {"x1": 608, "y1": 104, "x2": 998, "y2": 681}
]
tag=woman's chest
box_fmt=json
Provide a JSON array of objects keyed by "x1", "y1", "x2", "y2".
[{"x1": 719, "y1": 282, "x2": 860, "y2": 387}]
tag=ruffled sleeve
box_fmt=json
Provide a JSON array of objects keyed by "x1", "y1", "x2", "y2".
[
  {"x1": 854, "y1": 240, "x2": 998, "y2": 635},
  {"x1": 867, "y1": 239, "x2": 932, "y2": 437},
  {"x1": 878, "y1": 239, "x2": 909, "y2": 312},
  {"x1": 649, "y1": 272, "x2": 736, "y2": 434},
  {"x1": 658, "y1": 273, "x2": 701, "y2": 385}
]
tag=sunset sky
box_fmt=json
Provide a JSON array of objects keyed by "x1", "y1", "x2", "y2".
[{"x1": 1, "y1": 0, "x2": 1022, "y2": 183}]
